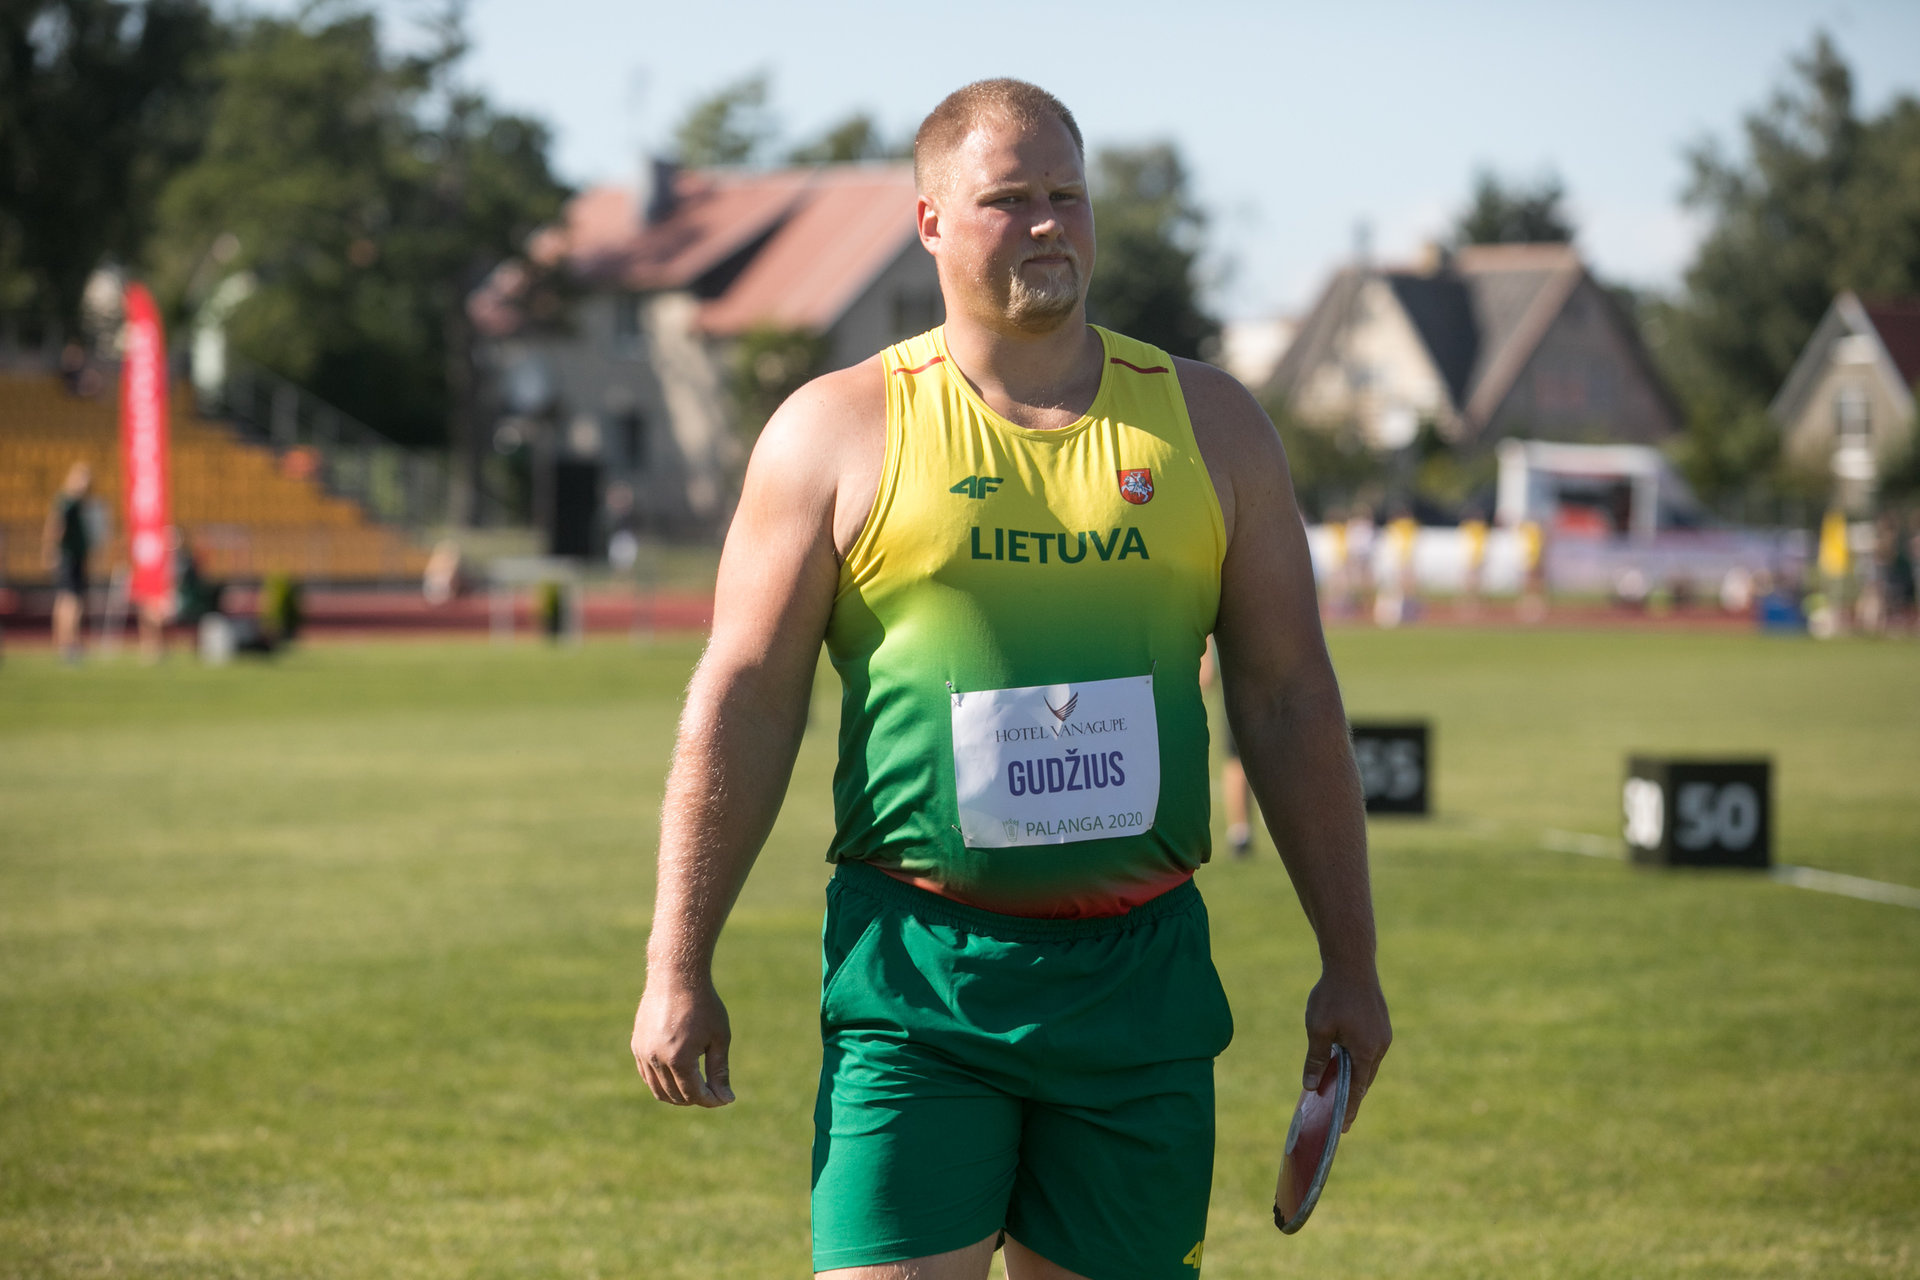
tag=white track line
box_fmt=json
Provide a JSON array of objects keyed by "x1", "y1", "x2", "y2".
[
  {"x1": 1769, "y1": 865, "x2": 1920, "y2": 911},
  {"x1": 1533, "y1": 828, "x2": 1920, "y2": 911},
  {"x1": 1540, "y1": 829, "x2": 1622, "y2": 859}
]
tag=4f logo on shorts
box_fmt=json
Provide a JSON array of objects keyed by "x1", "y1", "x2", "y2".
[{"x1": 1117, "y1": 468, "x2": 1154, "y2": 505}]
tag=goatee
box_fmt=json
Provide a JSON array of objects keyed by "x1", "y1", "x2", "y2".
[{"x1": 1005, "y1": 257, "x2": 1081, "y2": 331}]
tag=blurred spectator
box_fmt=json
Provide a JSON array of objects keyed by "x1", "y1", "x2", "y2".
[
  {"x1": 1458, "y1": 510, "x2": 1488, "y2": 617},
  {"x1": 1613, "y1": 568, "x2": 1650, "y2": 611},
  {"x1": 138, "y1": 527, "x2": 222, "y2": 663},
  {"x1": 172, "y1": 528, "x2": 221, "y2": 624},
  {"x1": 1375, "y1": 511, "x2": 1419, "y2": 628},
  {"x1": 1813, "y1": 508, "x2": 1850, "y2": 638},
  {"x1": 1856, "y1": 515, "x2": 1890, "y2": 634},
  {"x1": 58, "y1": 342, "x2": 104, "y2": 398},
  {"x1": 1720, "y1": 567, "x2": 1756, "y2": 615},
  {"x1": 1905, "y1": 511, "x2": 1920, "y2": 636},
  {"x1": 1321, "y1": 506, "x2": 1352, "y2": 619},
  {"x1": 41, "y1": 463, "x2": 96, "y2": 663},
  {"x1": 1875, "y1": 512, "x2": 1914, "y2": 636},
  {"x1": 1756, "y1": 569, "x2": 1808, "y2": 633},
  {"x1": 606, "y1": 481, "x2": 640, "y2": 574},
  {"x1": 1343, "y1": 504, "x2": 1376, "y2": 617},
  {"x1": 1517, "y1": 518, "x2": 1548, "y2": 622},
  {"x1": 423, "y1": 540, "x2": 467, "y2": 606}
]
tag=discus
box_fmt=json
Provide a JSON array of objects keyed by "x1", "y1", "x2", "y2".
[{"x1": 1273, "y1": 1043, "x2": 1350, "y2": 1234}]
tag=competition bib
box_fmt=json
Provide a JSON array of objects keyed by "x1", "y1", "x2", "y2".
[{"x1": 950, "y1": 674, "x2": 1160, "y2": 848}]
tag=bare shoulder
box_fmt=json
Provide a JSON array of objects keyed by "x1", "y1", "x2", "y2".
[
  {"x1": 1173, "y1": 356, "x2": 1290, "y2": 544},
  {"x1": 753, "y1": 355, "x2": 886, "y2": 469},
  {"x1": 744, "y1": 353, "x2": 888, "y2": 559},
  {"x1": 1173, "y1": 357, "x2": 1280, "y2": 458},
  {"x1": 1170, "y1": 370, "x2": 1323, "y2": 681}
]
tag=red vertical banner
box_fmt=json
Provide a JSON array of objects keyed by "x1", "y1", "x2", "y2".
[{"x1": 120, "y1": 282, "x2": 173, "y2": 609}]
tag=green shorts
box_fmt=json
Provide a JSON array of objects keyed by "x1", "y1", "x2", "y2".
[{"x1": 811, "y1": 861, "x2": 1235, "y2": 1278}]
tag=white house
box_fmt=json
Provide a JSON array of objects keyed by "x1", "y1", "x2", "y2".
[
  {"x1": 1769, "y1": 292, "x2": 1920, "y2": 512},
  {"x1": 1265, "y1": 243, "x2": 1680, "y2": 452}
]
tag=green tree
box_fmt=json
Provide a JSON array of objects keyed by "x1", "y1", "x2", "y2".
[
  {"x1": 787, "y1": 111, "x2": 902, "y2": 165},
  {"x1": 152, "y1": 11, "x2": 398, "y2": 383},
  {"x1": 1257, "y1": 398, "x2": 1382, "y2": 521},
  {"x1": 150, "y1": 4, "x2": 566, "y2": 519},
  {"x1": 1452, "y1": 169, "x2": 1575, "y2": 245},
  {"x1": 673, "y1": 72, "x2": 773, "y2": 167},
  {"x1": 0, "y1": 0, "x2": 219, "y2": 330},
  {"x1": 1086, "y1": 142, "x2": 1217, "y2": 359},
  {"x1": 730, "y1": 325, "x2": 829, "y2": 440},
  {"x1": 1660, "y1": 33, "x2": 1920, "y2": 502}
]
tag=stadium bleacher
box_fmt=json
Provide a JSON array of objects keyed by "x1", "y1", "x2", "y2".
[{"x1": 1, "y1": 372, "x2": 429, "y2": 585}]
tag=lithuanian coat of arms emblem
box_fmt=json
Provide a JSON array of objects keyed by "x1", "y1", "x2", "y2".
[{"x1": 1117, "y1": 468, "x2": 1154, "y2": 505}]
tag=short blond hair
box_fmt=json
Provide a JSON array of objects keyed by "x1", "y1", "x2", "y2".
[{"x1": 913, "y1": 79, "x2": 1084, "y2": 198}]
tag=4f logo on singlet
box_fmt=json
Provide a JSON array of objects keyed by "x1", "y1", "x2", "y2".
[{"x1": 950, "y1": 475, "x2": 1004, "y2": 499}]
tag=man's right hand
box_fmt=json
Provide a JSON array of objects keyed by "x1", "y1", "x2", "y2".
[
  {"x1": 632, "y1": 977, "x2": 735, "y2": 1107},
  {"x1": 627, "y1": 358, "x2": 877, "y2": 1115}
]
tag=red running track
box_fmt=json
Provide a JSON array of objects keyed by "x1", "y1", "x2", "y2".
[{"x1": 0, "y1": 586, "x2": 716, "y2": 644}]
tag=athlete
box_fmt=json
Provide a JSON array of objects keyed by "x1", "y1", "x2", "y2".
[
  {"x1": 632, "y1": 79, "x2": 1391, "y2": 1279},
  {"x1": 43, "y1": 462, "x2": 95, "y2": 663}
]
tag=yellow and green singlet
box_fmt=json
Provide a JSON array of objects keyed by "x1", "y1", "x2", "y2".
[{"x1": 825, "y1": 325, "x2": 1227, "y2": 918}]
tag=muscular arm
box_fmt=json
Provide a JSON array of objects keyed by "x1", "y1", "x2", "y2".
[
  {"x1": 632, "y1": 360, "x2": 883, "y2": 1108},
  {"x1": 1179, "y1": 359, "x2": 1392, "y2": 1130}
]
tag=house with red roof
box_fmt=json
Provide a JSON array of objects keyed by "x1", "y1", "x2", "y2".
[
  {"x1": 474, "y1": 161, "x2": 939, "y2": 537},
  {"x1": 1770, "y1": 292, "x2": 1920, "y2": 510},
  {"x1": 1261, "y1": 243, "x2": 1679, "y2": 454}
]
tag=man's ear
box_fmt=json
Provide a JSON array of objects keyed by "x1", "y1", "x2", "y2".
[{"x1": 916, "y1": 195, "x2": 941, "y2": 255}]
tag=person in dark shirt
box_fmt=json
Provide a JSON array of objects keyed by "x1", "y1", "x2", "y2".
[
  {"x1": 41, "y1": 462, "x2": 95, "y2": 663},
  {"x1": 1881, "y1": 510, "x2": 1916, "y2": 635},
  {"x1": 170, "y1": 527, "x2": 220, "y2": 625},
  {"x1": 138, "y1": 527, "x2": 224, "y2": 662}
]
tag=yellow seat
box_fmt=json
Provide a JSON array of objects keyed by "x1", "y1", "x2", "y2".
[{"x1": 2, "y1": 372, "x2": 430, "y2": 584}]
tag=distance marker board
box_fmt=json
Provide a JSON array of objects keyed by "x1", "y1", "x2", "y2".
[
  {"x1": 1351, "y1": 722, "x2": 1430, "y2": 816},
  {"x1": 1622, "y1": 757, "x2": 1772, "y2": 868}
]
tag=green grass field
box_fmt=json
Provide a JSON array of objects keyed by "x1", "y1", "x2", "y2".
[{"x1": 2, "y1": 630, "x2": 1916, "y2": 1278}]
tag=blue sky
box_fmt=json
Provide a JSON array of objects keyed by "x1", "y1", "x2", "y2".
[{"x1": 287, "y1": 0, "x2": 1920, "y2": 320}]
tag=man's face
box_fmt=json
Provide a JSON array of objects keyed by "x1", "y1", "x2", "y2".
[{"x1": 918, "y1": 114, "x2": 1095, "y2": 335}]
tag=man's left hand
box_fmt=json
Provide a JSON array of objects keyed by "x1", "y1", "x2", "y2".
[{"x1": 1301, "y1": 965, "x2": 1391, "y2": 1133}]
